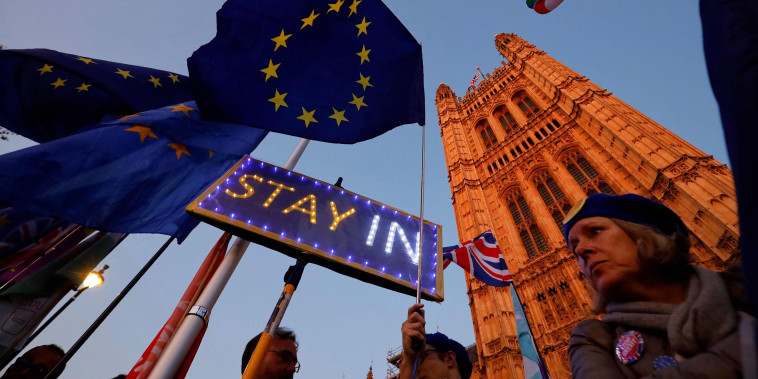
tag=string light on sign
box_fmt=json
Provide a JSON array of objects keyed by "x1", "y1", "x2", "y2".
[
  {"x1": 189, "y1": 156, "x2": 443, "y2": 300},
  {"x1": 329, "y1": 201, "x2": 356, "y2": 231}
]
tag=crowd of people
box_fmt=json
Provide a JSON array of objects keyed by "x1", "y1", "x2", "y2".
[{"x1": 233, "y1": 194, "x2": 753, "y2": 379}]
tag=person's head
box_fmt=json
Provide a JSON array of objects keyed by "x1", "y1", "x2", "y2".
[
  {"x1": 2, "y1": 345, "x2": 65, "y2": 379},
  {"x1": 415, "y1": 332, "x2": 472, "y2": 379},
  {"x1": 563, "y1": 194, "x2": 691, "y2": 309},
  {"x1": 241, "y1": 328, "x2": 298, "y2": 379}
]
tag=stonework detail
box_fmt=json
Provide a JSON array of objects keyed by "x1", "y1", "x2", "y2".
[{"x1": 436, "y1": 33, "x2": 740, "y2": 379}]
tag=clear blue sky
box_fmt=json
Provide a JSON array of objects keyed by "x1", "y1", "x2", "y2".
[{"x1": 0, "y1": 1, "x2": 727, "y2": 378}]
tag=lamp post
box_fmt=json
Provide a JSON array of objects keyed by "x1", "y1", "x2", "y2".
[{"x1": 23, "y1": 264, "x2": 110, "y2": 348}]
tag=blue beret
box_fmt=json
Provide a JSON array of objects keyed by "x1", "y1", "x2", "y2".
[
  {"x1": 562, "y1": 193, "x2": 688, "y2": 243},
  {"x1": 425, "y1": 332, "x2": 472, "y2": 379}
]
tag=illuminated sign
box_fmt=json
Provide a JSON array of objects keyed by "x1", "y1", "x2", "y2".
[{"x1": 186, "y1": 156, "x2": 443, "y2": 301}]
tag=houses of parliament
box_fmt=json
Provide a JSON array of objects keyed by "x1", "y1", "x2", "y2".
[{"x1": 435, "y1": 34, "x2": 740, "y2": 378}]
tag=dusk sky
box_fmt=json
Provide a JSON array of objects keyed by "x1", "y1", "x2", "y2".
[{"x1": 0, "y1": 1, "x2": 728, "y2": 378}]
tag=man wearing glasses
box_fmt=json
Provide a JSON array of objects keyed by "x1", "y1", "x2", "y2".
[
  {"x1": 241, "y1": 328, "x2": 299, "y2": 379},
  {"x1": 2, "y1": 344, "x2": 65, "y2": 379},
  {"x1": 399, "y1": 304, "x2": 473, "y2": 379}
]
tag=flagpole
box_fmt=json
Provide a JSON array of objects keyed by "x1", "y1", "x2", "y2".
[
  {"x1": 44, "y1": 236, "x2": 175, "y2": 379},
  {"x1": 148, "y1": 138, "x2": 311, "y2": 379},
  {"x1": 415, "y1": 123, "x2": 426, "y2": 305},
  {"x1": 408, "y1": 123, "x2": 427, "y2": 366},
  {"x1": 148, "y1": 238, "x2": 250, "y2": 379}
]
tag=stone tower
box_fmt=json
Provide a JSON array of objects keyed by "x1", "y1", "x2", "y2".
[{"x1": 435, "y1": 33, "x2": 740, "y2": 379}]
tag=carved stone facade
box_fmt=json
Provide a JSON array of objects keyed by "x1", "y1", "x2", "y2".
[{"x1": 436, "y1": 34, "x2": 740, "y2": 379}]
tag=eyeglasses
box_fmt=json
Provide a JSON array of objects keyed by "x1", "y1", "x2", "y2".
[
  {"x1": 12, "y1": 356, "x2": 49, "y2": 378},
  {"x1": 268, "y1": 349, "x2": 301, "y2": 373}
]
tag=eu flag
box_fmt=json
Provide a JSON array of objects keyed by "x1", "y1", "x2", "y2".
[
  {"x1": 0, "y1": 49, "x2": 193, "y2": 142},
  {"x1": 188, "y1": 0, "x2": 425, "y2": 144},
  {"x1": 0, "y1": 102, "x2": 267, "y2": 242}
]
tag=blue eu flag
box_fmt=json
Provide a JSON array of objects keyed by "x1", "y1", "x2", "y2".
[
  {"x1": 188, "y1": 0, "x2": 425, "y2": 144},
  {"x1": 0, "y1": 49, "x2": 193, "y2": 142},
  {"x1": 0, "y1": 102, "x2": 267, "y2": 242}
]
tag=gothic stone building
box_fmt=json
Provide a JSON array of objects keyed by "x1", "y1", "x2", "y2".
[{"x1": 435, "y1": 34, "x2": 740, "y2": 379}]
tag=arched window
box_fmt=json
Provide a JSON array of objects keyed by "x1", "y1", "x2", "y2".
[
  {"x1": 562, "y1": 152, "x2": 617, "y2": 196},
  {"x1": 498, "y1": 111, "x2": 519, "y2": 135},
  {"x1": 506, "y1": 191, "x2": 548, "y2": 258},
  {"x1": 477, "y1": 120, "x2": 497, "y2": 149},
  {"x1": 533, "y1": 171, "x2": 572, "y2": 231},
  {"x1": 512, "y1": 91, "x2": 541, "y2": 119}
]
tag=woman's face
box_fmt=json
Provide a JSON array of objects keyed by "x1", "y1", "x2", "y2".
[{"x1": 567, "y1": 216, "x2": 642, "y2": 300}]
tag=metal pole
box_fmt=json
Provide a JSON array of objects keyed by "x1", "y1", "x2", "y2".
[
  {"x1": 44, "y1": 236, "x2": 174, "y2": 379},
  {"x1": 241, "y1": 258, "x2": 307, "y2": 379},
  {"x1": 415, "y1": 124, "x2": 426, "y2": 304},
  {"x1": 147, "y1": 238, "x2": 250, "y2": 379},
  {"x1": 284, "y1": 139, "x2": 309, "y2": 170},
  {"x1": 408, "y1": 124, "x2": 427, "y2": 362}
]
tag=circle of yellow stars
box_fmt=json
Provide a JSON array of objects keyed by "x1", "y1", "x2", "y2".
[{"x1": 263, "y1": 0, "x2": 373, "y2": 129}]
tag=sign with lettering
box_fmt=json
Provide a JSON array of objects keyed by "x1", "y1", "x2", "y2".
[{"x1": 186, "y1": 156, "x2": 443, "y2": 301}]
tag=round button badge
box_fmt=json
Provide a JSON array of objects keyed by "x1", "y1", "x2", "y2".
[{"x1": 615, "y1": 330, "x2": 644, "y2": 365}]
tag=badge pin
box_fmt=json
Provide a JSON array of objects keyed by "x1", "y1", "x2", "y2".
[{"x1": 615, "y1": 330, "x2": 644, "y2": 365}]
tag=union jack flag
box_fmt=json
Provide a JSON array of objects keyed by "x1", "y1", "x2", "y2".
[
  {"x1": 467, "y1": 72, "x2": 481, "y2": 92},
  {"x1": 442, "y1": 230, "x2": 512, "y2": 287},
  {"x1": 470, "y1": 72, "x2": 480, "y2": 87}
]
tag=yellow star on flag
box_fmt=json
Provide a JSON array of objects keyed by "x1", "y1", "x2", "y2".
[
  {"x1": 76, "y1": 57, "x2": 96, "y2": 64},
  {"x1": 115, "y1": 68, "x2": 134, "y2": 79},
  {"x1": 327, "y1": 0, "x2": 344, "y2": 13},
  {"x1": 300, "y1": 10, "x2": 320, "y2": 29},
  {"x1": 357, "y1": 45, "x2": 371, "y2": 64},
  {"x1": 170, "y1": 103, "x2": 196, "y2": 116},
  {"x1": 168, "y1": 142, "x2": 191, "y2": 159},
  {"x1": 329, "y1": 108, "x2": 349, "y2": 126},
  {"x1": 355, "y1": 17, "x2": 371, "y2": 36},
  {"x1": 76, "y1": 83, "x2": 91, "y2": 92},
  {"x1": 356, "y1": 73, "x2": 373, "y2": 90},
  {"x1": 348, "y1": 0, "x2": 362, "y2": 17},
  {"x1": 119, "y1": 113, "x2": 141, "y2": 120},
  {"x1": 124, "y1": 125, "x2": 159, "y2": 142},
  {"x1": 148, "y1": 75, "x2": 162, "y2": 88},
  {"x1": 209, "y1": 150, "x2": 214, "y2": 158},
  {"x1": 272, "y1": 29, "x2": 292, "y2": 52},
  {"x1": 37, "y1": 64, "x2": 53, "y2": 75},
  {"x1": 297, "y1": 107, "x2": 318, "y2": 127},
  {"x1": 268, "y1": 89, "x2": 288, "y2": 111},
  {"x1": 168, "y1": 73, "x2": 181, "y2": 83},
  {"x1": 50, "y1": 78, "x2": 67, "y2": 89},
  {"x1": 261, "y1": 59, "x2": 280, "y2": 82},
  {"x1": 349, "y1": 94, "x2": 367, "y2": 110},
  {"x1": 0, "y1": 214, "x2": 9, "y2": 227}
]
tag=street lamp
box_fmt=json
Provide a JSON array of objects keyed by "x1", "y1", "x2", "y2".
[
  {"x1": 23, "y1": 265, "x2": 110, "y2": 347},
  {"x1": 80, "y1": 265, "x2": 108, "y2": 291}
]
